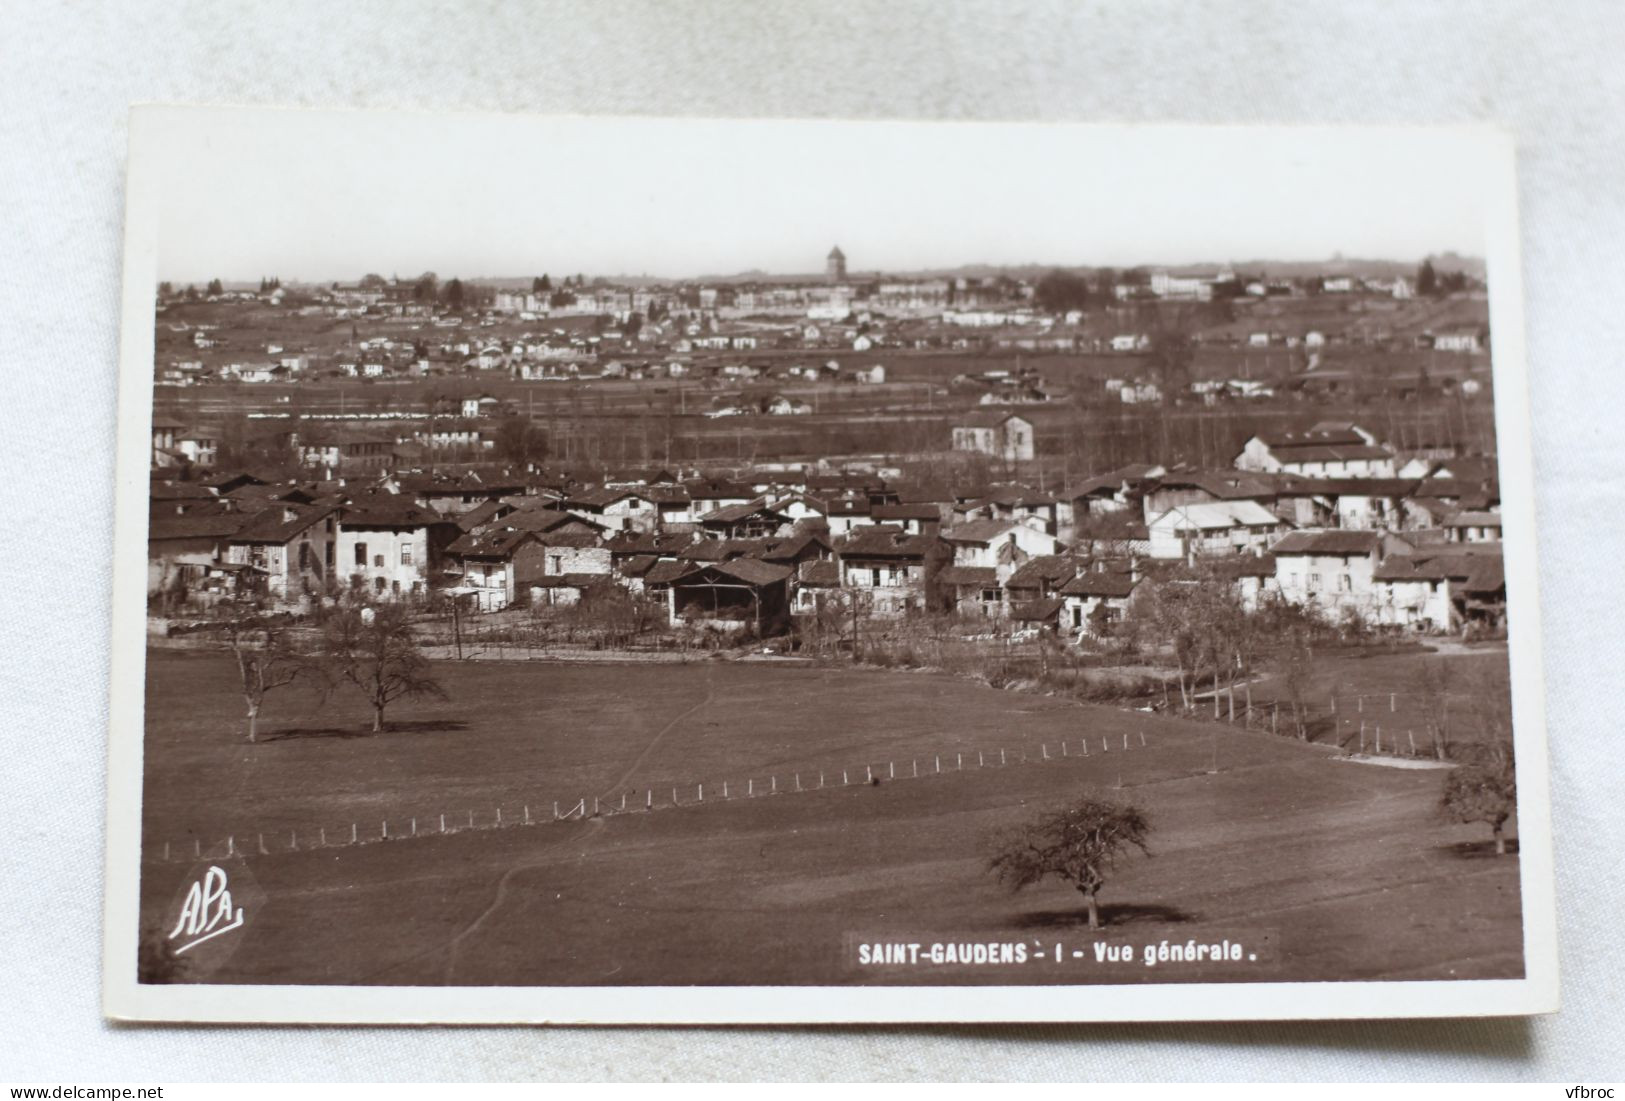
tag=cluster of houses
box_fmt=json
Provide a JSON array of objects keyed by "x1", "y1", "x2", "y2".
[
  {"x1": 156, "y1": 248, "x2": 1489, "y2": 393},
  {"x1": 148, "y1": 418, "x2": 1505, "y2": 641}
]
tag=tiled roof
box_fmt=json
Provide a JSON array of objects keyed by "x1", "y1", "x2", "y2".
[
  {"x1": 231, "y1": 504, "x2": 334, "y2": 544},
  {"x1": 1271, "y1": 444, "x2": 1393, "y2": 464},
  {"x1": 447, "y1": 530, "x2": 534, "y2": 557},
  {"x1": 672, "y1": 558, "x2": 794, "y2": 586},
  {"x1": 1151, "y1": 470, "x2": 1279, "y2": 500},
  {"x1": 1011, "y1": 596, "x2": 1066, "y2": 622},
  {"x1": 497, "y1": 507, "x2": 589, "y2": 533},
  {"x1": 936, "y1": 565, "x2": 998, "y2": 587},
  {"x1": 942, "y1": 518, "x2": 1025, "y2": 544},
  {"x1": 1258, "y1": 427, "x2": 1371, "y2": 448},
  {"x1": 1004, "y1": 555, "x2": 1084, "y2": 590},
  {"x1": 567, "y1": 487, "x2": 647, "y2": 509},
  {"x1": 148, "y1": 513, "x2": 248, "y2": 541},
  {"x1": 1270, "y1": 530, "x2": 1381, "y2": 556},
  {"x1": 955, "y1": 409, "x2": 1030, "y2": 429},
  {"x1": 838, "y1": 526, "x2": 935, "y2": 558},
  {"x1": 341, "y1": 499, "x2": 445, "y2": 528},
  {"x1": 797, "y1": 559, "x2": 841, "y2": 585},
  {"x1": 700, "y1": 500, "x2": 785, "y2": 524},
  {"x1": 1152, "y1": 500, "x2": 1282, "y2": 530},
  {"x1": 1059, "y1": 571, "x2": 1138, "y2": 598},
  {"x1": 617, "y1": 554, "x2": 659, "y2": 578},
  {"x1": 536, "y1": 531, "x2": 602, "y2": 549}
]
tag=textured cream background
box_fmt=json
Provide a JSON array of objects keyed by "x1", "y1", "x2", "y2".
[{"x1": 1, "y1": 0, "x2": 1621, "y2": 1081}]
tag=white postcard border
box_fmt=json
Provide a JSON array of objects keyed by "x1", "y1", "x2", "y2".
[{"x1": 102, "y1": 107, "x2": 1559, "y2": 1023}]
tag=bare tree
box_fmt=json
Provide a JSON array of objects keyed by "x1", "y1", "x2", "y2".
[
  {"x1": 320, "y1": 600, "x2": 448, "y2": 733},
  {"x1": 1414, "y1": 658, "x2": 1454, "y2": 757},
  {"x1": 223, "y1": 604, "x2": 309, "y2": 743},
  {"x1": 1442, "y1": 746, "x2": 1517, "y2": 854},
  {"x1": 987, "y1": 796, "x2": 1152, "y2": 929},
  {"x1": 1277, "y1": 629, "x2": 1316, "y2": 739}
]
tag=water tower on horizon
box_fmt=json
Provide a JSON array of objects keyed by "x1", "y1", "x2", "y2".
[{"x1": 826, "y1": 245, "x2": 847, "y2": 282}]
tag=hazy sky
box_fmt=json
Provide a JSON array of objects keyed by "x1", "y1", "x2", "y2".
[{"x1": 140, "y1": 110, "x2": 1499, "y2": 284}]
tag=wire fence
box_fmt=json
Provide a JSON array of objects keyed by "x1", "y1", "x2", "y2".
[
  {"x1": 1155, "y1": 684, "x2": 1506, "y2": 762},
  {"x1": 143, "y1": 729, "x2": 1158, "y2": 866}
]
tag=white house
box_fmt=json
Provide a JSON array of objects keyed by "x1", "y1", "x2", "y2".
[
  {"x1": 941, "y1": 519, "x2": 1061, "y2": 583},
  {"x1": 336, "y1": 499, "x2": 447, "y2": 599},
  {"x1": 1235, "y1": 425, "x2": 1395, "y2": 478},
  {"x1": 1269, "y1": 529, "x2": 1383, "y2": 622},
  {"x1": 1146, "y1": 500, "x2": 1288, "y2": 560},
  {"x1": 950, "y1": 411, "x2": 1035, "y2": 463},
  {"x1": 1371, "y1": 557, "x2": 1454, "y2": 631}
]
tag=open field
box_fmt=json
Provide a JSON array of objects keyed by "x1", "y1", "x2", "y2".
[
  {"x1": 1244, "y1": 644, "x2": 1514, "y2": 754},
  {"x1": 138, "y1": 651, "x2": 1522, "y2": 987}
]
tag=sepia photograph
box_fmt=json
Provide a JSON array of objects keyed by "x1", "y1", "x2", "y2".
[{"x1": 102, "y1": 109, "x2": 1555, "y2": 1024}]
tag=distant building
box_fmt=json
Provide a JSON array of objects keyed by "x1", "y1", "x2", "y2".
[
  {"x1": 826, "y1": 245, "x2": 847, "y2": 283},
  {"x1": 951, "y1": 411, "x2": 1035, "y2": 463},
  {"x1": 1235, "y1": 424, "x2": 1395, "y2": 478},
  {"x1": 1431, "y1": 329, "x2": 1484, "y2": 353}
]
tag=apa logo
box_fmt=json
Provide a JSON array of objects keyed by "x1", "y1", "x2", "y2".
[{"x1": 168, "y1": 865, "x2": 245, "y2": 954}]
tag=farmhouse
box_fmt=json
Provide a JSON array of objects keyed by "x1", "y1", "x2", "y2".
[
  {"x1": 950, "y1": 411, "x2": 1035, "y2": 463},
  {"x1": 224, "y1": 503, "x2": 339, "y2": 602},
  {"x1": 564, "y1": 487, "x2": 659, "y2": 533},
  {"x1": 444, "y1": 529, "x2": 548, "y2": 611},
  {"x1": 940, "y1": 518, "x2": 1061, "y2": 583},
  {"x1": 1235, "y1": 425, "x2": 1395, "y2": 478},
  {"x1": 1443, "y1": 509, "x2": 1503, "y2": 543},
  {"x1": 835, "y1": 525, "x2": 939, "y2": 617},
  {"x1": 1058, "y1": 563, "x2": 1141, "y2": 636},
  {"x1": 147, "y1": 512, "x2": 248, "y2": 598},
  {"x1": 699, "y1": 500, "x2": 795, "y2": 540},
  {"x1": 666, "y1": 559, "x2": 792, "y2": 634},
  {"x1": 1269, "y1": 529, "x2": 1384, "y2": 622},
  {"x1": 1139, "y1": 470, "x2": 1277, "y2": 524},
  {"x1": 335, "y1": 498, "x2": 454, "y2": 599},
  {"x1": 1146, "y1": 500, "x2": 1288, "y2": 560}
]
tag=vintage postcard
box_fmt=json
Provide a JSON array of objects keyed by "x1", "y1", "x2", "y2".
[{"x1": 103, "y1": 108, "x2": 1557, "y2": 1022}]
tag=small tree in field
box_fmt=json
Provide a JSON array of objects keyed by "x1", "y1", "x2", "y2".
[
  {"x1": 987, "y1": 796, "x2": 1152, "y2": 929},
  {"x1": 1442, "y1": 749, "x2": 1517, "y2": 854},
  {"x1": 321, "y1": 601, "x2": 448, "y2": 732},
  {"x1": 224, "y1": 604, "x2": 309, "y2": 743}
]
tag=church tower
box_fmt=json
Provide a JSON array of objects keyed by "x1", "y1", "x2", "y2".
[{"x1": 826, "y1": 245, "x2": 847, "y2": 283}]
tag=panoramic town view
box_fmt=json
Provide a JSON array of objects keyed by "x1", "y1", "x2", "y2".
[{"x1": 139, "y1": 246, "x2": 1520, "y2": 987}]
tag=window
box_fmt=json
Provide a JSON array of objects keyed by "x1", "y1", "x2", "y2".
[
  {"x1": 401, "y1": 544, "x2": 413, "y2": 566},
  {"x1": 373, "y1": 554, "x2": 384, "y2": 568},
  {"x1": 354, "y1": 542, "x2": 367, "y2": 566},
  {"x1": 1338, "y1": 574, "x2": 1352, "y2": 592},
  {"x1": 298, "y1": 543, "x2": 311, "y2": 571},
  {"x1": 1308, "y1": 572, "x2": 1322, "y2": 590},
  {"x1": 374, "y1": 577, "x2": 386, "y2": 592},
  {"x1": 325, "y1": 542, "x2": 334, "y2": 568}
]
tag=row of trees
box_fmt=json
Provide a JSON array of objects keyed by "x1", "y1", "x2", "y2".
[{"x1": 1416, "y1": 258, "x2": 1473, "y2": 297}]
